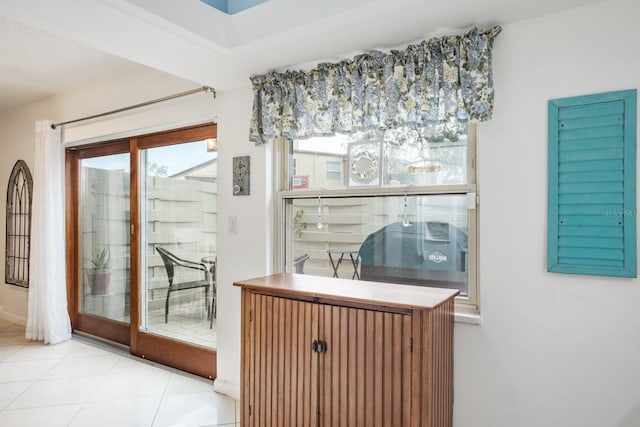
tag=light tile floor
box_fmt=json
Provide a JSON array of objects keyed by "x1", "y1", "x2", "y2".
[{"x1": 0, "y1": 318, "x2": 238, "y2": 427}]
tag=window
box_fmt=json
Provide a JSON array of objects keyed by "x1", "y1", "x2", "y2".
[
  {"x1": 277, "y1": 125, "x2": 478, "y2": 313},
  {"x1": 325, "y1": 160, "x2": 342, "y2": 181}
]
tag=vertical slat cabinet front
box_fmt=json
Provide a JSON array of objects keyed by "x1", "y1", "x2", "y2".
[
  {"x1": 241, "y1": 290, "x2": 318, "y2": 427},
  {"x1": 317, "y1": 304, "x2": 412, "y2": 427},
  {"x1": 427, "y1": 299, "x2": 455, "y2": 427},
  {"x1": 411, "y1": 301, "x2": 456, "y2": 427}
]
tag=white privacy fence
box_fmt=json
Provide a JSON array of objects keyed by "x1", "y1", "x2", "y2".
[
  {"x1": 80, "y1": 168, "x2": 217, "y2": 316},
  {"x1": 291, "y1": 195, "x2": 468, "y2": 278}
]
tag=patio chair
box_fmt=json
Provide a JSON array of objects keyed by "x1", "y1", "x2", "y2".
[
  {"x1": 293, "y1": 253, "x2": 310, "y2": 274},
  {"x1": 156, "y1": 246, "x2": 212, "y2": 324}
]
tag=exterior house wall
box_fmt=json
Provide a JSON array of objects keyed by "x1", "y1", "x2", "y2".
[{"x1": 293, "y1": 151, "x2": 346, "y2": 189}]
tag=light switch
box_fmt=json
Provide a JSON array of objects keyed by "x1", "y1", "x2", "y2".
[{"x1": 228, "y1": 216, "x2": 237, "y2": 234}]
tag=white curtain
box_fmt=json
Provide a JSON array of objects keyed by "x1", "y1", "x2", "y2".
[{"x1": 25, "y1": 119, "x2": 72, "y2": 344}]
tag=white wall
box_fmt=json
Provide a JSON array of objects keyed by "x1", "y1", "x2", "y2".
[
  {"x1": 456, "y1": 0, "x2": 640, "y2": 426},
  {"x1": 0, "y1": 100, "x2": 53, "y2": 323},
  {"x1": 212, "y1": 87, "x2": 272, "y2": 398},
  {"x1": 1, "y1": 0, "x2": 639, "y2": 425}
]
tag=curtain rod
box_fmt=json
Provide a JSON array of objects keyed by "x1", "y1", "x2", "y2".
[{"x1": 50, "y1": 86, "x2": 216, "y2": 130}]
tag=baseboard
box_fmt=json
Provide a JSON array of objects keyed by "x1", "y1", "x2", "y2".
[
  {"x1": 0, "y1": 309, "x2": 27, "y2": 326},
  {"x1": 213, "y1": 378, "x2": 240, "y2": 400}
]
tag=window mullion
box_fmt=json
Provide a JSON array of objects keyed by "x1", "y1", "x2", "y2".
[{"x1": 279, "y1": 183, "x2": 476, "y2": 200}]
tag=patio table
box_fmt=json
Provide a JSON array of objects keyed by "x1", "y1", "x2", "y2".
[{"x1": 326, "y1": 249, "x2": 360, "y2": 280}]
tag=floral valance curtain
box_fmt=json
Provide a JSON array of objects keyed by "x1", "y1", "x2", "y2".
[{"x1": 249, "y1": 26, "x2": 501, "y2": 145}]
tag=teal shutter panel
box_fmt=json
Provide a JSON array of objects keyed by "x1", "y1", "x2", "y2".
[{"x1": 548, "y1": 89, "x2": 637, "y2": 277}]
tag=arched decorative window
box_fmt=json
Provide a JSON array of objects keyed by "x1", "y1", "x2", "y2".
[{"x1": 6, "y1": 160, "x2": 33, "y2": 287}]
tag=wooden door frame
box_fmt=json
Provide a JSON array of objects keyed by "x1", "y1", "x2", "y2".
[
  {"x1": 65, "y1": 123, "x2": 218, "y2": 379},
  {"x1": 66, "y1": 141, "x2": 132, "y2": 346}
]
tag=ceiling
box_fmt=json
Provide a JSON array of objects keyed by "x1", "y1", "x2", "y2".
[{"x1": 0, "y1": 0, "x2": 602, "y2": 112}]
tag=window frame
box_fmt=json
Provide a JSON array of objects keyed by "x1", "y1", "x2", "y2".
[
  {"x1": 325, "y1": 160, "x2": 343, "y2": 181},
  {"x1": 274, "y1": 125, "x2": 479, "y2": 314}
]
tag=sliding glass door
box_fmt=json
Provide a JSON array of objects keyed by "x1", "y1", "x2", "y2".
[
  {"x1": 67, "y1": 142, "x2": 131, "y2": 345},
  {"x1": 139, "y1": 142, "x2": 217, "y2": 348},
  {"x1": 67, "y1": 124, "x2": 218, "y2": 378},
  {"x1": 81, "y1": 152, "x2": 132, "y2": 320}
]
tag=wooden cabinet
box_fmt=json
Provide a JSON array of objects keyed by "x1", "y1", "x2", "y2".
[{"x1": 235, "y1": 273, "x2": 458, "y2": 427}]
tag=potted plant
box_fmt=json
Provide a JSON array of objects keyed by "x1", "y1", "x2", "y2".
[{"x1": 86, "y1": 247, "x2": 111, "y2": 295}]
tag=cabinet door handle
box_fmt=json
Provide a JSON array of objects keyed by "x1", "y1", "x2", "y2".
[{"x1": 312, "y1": 340, "x2": 327, "y2": 353}]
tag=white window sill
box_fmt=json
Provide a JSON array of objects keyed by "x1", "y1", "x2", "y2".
[{"x1": 455, "y1": 312, "x2": 481, "y2": 325}]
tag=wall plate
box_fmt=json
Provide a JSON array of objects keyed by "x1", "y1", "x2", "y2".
[{"x1": 233, "y1": 156, "x2": 250, "y2": 196}]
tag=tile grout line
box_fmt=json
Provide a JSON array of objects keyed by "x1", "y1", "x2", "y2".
[
  {"x1": 0, "y1": 343, "x2": 37, "y2": 412},
  {"x1": 70, "y1": 344, "x2": 126, "y2": 425},
  {"x1": 149, "y1": 371, "x2": 175, "y2": 427}
]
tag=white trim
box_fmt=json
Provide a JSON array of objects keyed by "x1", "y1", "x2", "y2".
[
  {"x1": 61, "y1": 90, "x2": 218, "y2": 147},
  {"x1": 455, "y1": 312, "x2": 481, "y2": 325},
  {"x1": 0, "y1": 308, "x2": 27, "y2": 326},
  {"x1": 213, "y1": 378, "x2": 240, "y2": 400},
  {"x1": 63, "y1": 117, "x2": 217, "y2": 148},
  {"x1": 280, "y1": 183, "x2": 476, "y2": 199}
]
